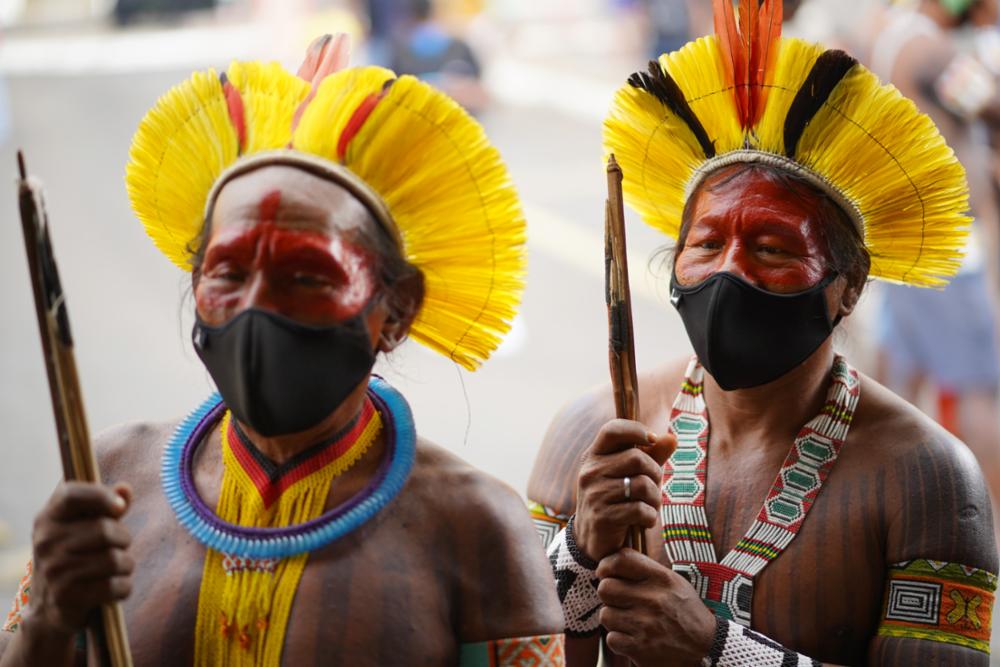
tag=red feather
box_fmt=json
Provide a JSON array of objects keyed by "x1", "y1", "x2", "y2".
[
  {"x1": 714, "y1": 0, "x2": 747, "y2": 125},
  {"x1": 712, "y1": 0, "x2": 783, "y2": 129},
  {"x1": 751, "y1": 0, "x2": 782, "y2": 127}
]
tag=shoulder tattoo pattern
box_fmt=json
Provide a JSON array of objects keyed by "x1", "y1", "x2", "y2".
[
  {"x1": 458, "y1": 633, "x2": 565, "y2": 666},
  {"x1": 528, "y1": 501, "x2": 569, "y2": 550},
  {"x1": 878, "y1": 559, "x2": 998, "y2": 653},
  {"x1": 2, "y1": 560, "x2": 30, "y2": 633}
]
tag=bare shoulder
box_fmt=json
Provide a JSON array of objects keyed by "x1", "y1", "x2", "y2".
[
  {"x1": 527, "y1": 358, "x2": 690, "y2": 515},
  {"x1": 407, "y1": 439, "x2": 533, "y2": 528},
  {"x1": 92, "y1": 419, "x2": 178, "y2": 489},
  {"x1": 407, "y1": 439, "x2": 564, "y2": 640},
  {"x1": 852, "y1": 373, "x2": 997, "y2": 571}
]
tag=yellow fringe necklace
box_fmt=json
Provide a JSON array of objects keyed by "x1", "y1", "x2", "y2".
[{"x1": 192, "y1": 398, "x2": 382, "y2": 666}]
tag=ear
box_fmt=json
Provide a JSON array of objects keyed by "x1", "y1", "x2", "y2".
[
  {"x1": 837, "y1": 275, "x2": 864, "y2": 319},
  {"x1": 377, "y1": 270, "x2": 426, "y2": 354}
]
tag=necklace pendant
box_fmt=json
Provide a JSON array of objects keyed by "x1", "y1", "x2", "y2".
[
  {"x1": 675, "y1": 562, "x2": 753, "y2": 626},
  {"x1": 221, "y1": 554, "x2": 279, "y2": 575}
]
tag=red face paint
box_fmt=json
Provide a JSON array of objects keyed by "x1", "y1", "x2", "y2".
[
  {"x1": 674, "y1": 168, "x2": 831, "y2": 293},
  {"x1": 195, "y1": 189, "x2": 377, "y2": 325}
]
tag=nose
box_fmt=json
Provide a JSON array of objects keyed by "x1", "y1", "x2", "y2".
[
  {"x1": 715, "y1": 243, "x2": 758, "y2": 285},
  {"x1": 240, "y1": 271, "x2": 278, "y2": 314}
]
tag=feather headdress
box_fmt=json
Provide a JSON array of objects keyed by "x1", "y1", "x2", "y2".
[
  {"x1": 127, "y1": 38, "x2": 524, "y2": 370},
  {"x1": 604, "y1": 0, "x2": 970, "y2": 287}
]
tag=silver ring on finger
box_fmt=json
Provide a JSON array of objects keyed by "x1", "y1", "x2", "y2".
[{"x1": 624, "y1": 476, "x2": 632, "y2": 501}]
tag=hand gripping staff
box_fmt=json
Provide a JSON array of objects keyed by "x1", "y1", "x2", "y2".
[
  {"x1": 16, "y1": 152, "x2": 134, "y2": 667},
  {"x1": 604, "y1": 154, "x2": 645, "y2": 556}
]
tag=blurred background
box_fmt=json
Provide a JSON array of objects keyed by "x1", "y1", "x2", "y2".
[{"x1": 1, "y1": 0, "x2": 999, "y2": 654}]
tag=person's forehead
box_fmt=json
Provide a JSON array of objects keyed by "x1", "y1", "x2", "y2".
[
  {"x1": 691, "y1": 167, "x2": 823, "y2": 224},
  {"x1": 211, "y1": 165, "x2": 376, "y2": 235}
]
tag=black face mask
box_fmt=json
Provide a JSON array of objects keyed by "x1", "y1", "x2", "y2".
[
  {"x1": 192, "y1": 306, "x2": 377, "y2": 437},
  {"x1": 669, "y1": 271, "x2": 840, "y2": 391}
]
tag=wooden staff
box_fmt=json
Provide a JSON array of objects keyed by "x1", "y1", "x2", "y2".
[
  {"x1": 16, "y1": 152, "x2": 134, "y2": 667},
  {"x1": 604, "y1": 154, "x2": 645, "y2": 555}
]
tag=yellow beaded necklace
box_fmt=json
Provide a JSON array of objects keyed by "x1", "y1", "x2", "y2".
[{"x1": 192, "y1": 399, "x2": 382, "y2": 666}]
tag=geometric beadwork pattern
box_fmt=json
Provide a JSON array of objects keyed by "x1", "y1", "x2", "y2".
[
  {"x1": 885, "y1": 580, "x2": 943, "y2": 624},
  {"x1": 547, "y1": 519, "x2": 602, "y2": 637},
  {"x1": 662, "y1": 356, "x2": 860, "y2": 627},
  {"x1": 677, "y1": 561, "x2": 753, "y2": 626},
  {"x1": 528, "y1": 501, "x2": 569, "y2": 550},
  {"x1": 878, "y1": 559, "x2": 998, "y2": 653},
  {"x1": 458, "y1": 633, "x2": 566, "y2": 666},
  {"x1": 704, "y1": 617, "x2": 821, "y2": 667},
  {"x1": 2, "y1": 560, "x2": 31, "y2": 633}
]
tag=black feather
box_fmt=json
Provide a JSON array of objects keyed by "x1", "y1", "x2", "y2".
[
  {"x1": 784, "y1": 50, "x2": 857, "y2": 158},
  {"x1": 629, "y1": 61, "x2": 716, "y2": 159}
]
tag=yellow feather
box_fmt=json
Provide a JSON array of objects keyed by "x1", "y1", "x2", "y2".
[
  {"x1": 126, "y1": 68, "x2": 239, "y2": 270},
  {"x1": 226, "y1": 61, "x2": 310, "y2": 154},
  {"x1": 797, "y1": 65, "x2": 970, "y2": 286},
  {"x1": 338, "y1": 73, "x2": 526, "y2": 370},
  {"x1": 604, "y1": 34, "x2": 970, "y2": 287},
  {"x1": 128, "y1": 62, "x2": 525, "y2": 368}
]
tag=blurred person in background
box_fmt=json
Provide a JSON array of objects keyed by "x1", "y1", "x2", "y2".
[
  {"x1": 530, "y1": 0, "x2": 998, "y2": 664},
  {"x1": 0, "y1": 36, "x2": 564, "y2": 666},
  {"x1": 866, "y1": 0, "x2": 1000, "y2": 542},
  {"x1": 389, "y1": 0, "x2": 489, "y2": 113}
]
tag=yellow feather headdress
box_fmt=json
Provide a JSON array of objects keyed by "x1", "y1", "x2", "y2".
[
  {"x1": 603, "y1": 0, "x2": 970, "y2": 287},
  {"x1": 127, "y1": 56, "x2": 524, "y2": 370}
]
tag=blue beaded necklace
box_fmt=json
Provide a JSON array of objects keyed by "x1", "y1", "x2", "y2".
[{"x1": 161, "y1": 376, "x2": 416, "y2": 559}]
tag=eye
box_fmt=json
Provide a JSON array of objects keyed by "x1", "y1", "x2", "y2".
[
  {"x1": 693, "y1": 240, "x2": 723, "y2": 251},
  {"x1": 292, "y1": 272, "x2": 334, "y2": 288},
  {"x1": 757, "y1": 245, "x2": 786, "y2": 256},
  {"x1": 206, "y1": 263, "x2": 246, "y2": 283}
]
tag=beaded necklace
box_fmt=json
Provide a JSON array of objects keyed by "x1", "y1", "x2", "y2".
[
  {"x1": 661, "y1": 355, "x2": 860, "y2": 627},
  {"x1": 162, "y1": 376, "x2": 415, "y2": 666}
]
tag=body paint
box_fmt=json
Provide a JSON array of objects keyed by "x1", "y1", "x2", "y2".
[
  {"x1": 196, "y1": 189, "x2": 377, "y2": 325},
  {"x1": 674, "y1": 167, "x2": 831, "y2": 293}
]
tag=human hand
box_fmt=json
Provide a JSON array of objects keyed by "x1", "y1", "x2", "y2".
[
  {"x1": 26, "y1": 481, "x2": 134, "y2": 638},
  {"x1": 574, "y1": 419, "x2": 675, "y2": 562},
  {"x1": 597, "y1": 548, "x2": 716, "y2": 667}
]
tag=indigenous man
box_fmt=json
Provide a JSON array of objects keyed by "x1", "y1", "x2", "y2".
[
  {"x1": 530, "y1": 1, "x2": 998, "y2": 664},
  {"x1": 0, "y1": 36, "x2": 564, "y2": 666}
]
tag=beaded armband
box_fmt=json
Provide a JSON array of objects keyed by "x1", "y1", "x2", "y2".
[
  {"x1": 458, "y1": 633, "x2": 565, "y2": 665},
  {"x1": 528, "y1": 501, "x2": 570, "y2": 549},
  {"x1": 702, "y1": 616, "x2": 820, "y2": 667},
  {"x1": 877, "y1": 559, "x2": 997, "y2": 654},
  {"x1": 2, "y1": 561, "x2": 31, "y2": 633},
  {"x1": 546, "y1": 516, "x2": 602, "y2": 637}
]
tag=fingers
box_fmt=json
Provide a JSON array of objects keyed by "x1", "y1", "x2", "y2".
[
  {"x1": 595, "y1": 450, "x2": 664, "y2": 491},
  {"x1": 589, "y1": 420, "x2": 657, "y2": 456},
  {"x1": 44, "y1": 482, "x2": 127, "y2": 522},
  {"x1": 644, "y1": 432, "x2": 677, "y2": 467},
  {"x1": 56, "y1": 518, "x2": 132, "y2": 554},
  {"x1": 597, "y1": 548, "x2": 662, "y2": 582},
  {"x1": 591, "y1": 501, "x2": 660, "y2": 532}
]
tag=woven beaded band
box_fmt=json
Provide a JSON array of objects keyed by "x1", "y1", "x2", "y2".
[
  {"x1": 702, "y1": 616, "x2": 820, "y2": 667},
  {"x1": 546, "y1": 515, "x2": 602, "y2": 637}
]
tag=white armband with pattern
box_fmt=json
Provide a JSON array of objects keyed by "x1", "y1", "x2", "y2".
[
  {"x1": 702, "y1": 616, "x2": 820, "y2": 667},
  {"x1": 546, "y1": 515, "x2": 602, "y2": 637}
]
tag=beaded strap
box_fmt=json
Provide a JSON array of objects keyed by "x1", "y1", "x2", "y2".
[
  {"x1": 546, "y1": 516, "x2": 602, "y2": 637},
  {"x1": 663, "y1": 355, "x2": 860, "y2": 626},
  {"x1": 702, "y1": 616, "x2": 820, "y2": 667}
]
